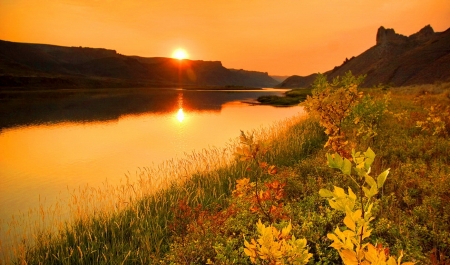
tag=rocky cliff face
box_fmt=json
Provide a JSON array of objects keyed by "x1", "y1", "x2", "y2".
[
  {"x1": 279, "y1": 25, "x2": 450, "y2": 88},
  {"x1": 376, "y1": 26, "x2": 409, "y2": 46}
]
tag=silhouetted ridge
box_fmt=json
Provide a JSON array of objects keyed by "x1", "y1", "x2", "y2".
[
  {"x1": 279, "y1": 25, "x2": 450, "y2": 88},
  {"x1": 0, "y1": 40, "x2": 278, "y2": 88}
]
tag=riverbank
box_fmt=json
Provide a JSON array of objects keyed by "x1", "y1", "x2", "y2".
[
  {"x1": 3, "y1": 83, "x2": 450, "y2": 264},
  {"x1": 1, "y1": 112, "x2": 323, "y2": 263}
]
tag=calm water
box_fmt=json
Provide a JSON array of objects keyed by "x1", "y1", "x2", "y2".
[{"x1": 0, "y1": 88, "x2": 304, "y2": 233}]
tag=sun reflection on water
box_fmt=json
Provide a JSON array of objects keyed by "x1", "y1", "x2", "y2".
[
  {"x1": 176, "y1": 108, "x2": 185, "y2": 122},
  {"x1": 175, "y1": 91, "x2": 186, "y2": 122}
]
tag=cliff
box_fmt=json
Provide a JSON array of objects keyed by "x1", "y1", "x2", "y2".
[{"x1": 279, "y1": 25, "x2": 450, "y2": 88}]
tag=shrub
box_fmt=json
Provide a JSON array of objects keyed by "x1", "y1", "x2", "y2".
[{"x1": 303, "y1": 71, "x2": 364, "y2": 157}]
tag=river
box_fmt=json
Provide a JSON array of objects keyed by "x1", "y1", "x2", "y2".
[{"x1": 0, "y1": 87, "x2": 304, "y2": 245}]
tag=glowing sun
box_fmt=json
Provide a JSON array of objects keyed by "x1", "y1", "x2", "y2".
[{"x1": 172, "y1": 48, "x2": 189, "y2": 60}]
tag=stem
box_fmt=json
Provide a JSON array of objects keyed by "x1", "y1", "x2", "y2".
[
  {"x1": 254, "y1": 160, "x2": 273, "y2": 223},
  {"x1": 359, "y1": 185, "x2": 364, "y2": 245}
]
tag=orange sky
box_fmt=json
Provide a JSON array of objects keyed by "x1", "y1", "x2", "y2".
[{"x1": 0, "y1": 0, "x2": 449, "y2": 76}]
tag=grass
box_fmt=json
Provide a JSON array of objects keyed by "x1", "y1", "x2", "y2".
[
  {"x1": 2, "y1": 83, "x2": 450, "y2": 264},
  {"x1": 1, "y1": 112, "x2": 324, "y2": 264},
  {"x1": 257, "y1": 88, "x2": 312, "y2": 106}
]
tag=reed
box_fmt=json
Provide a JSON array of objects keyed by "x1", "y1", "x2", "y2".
[{"x1": 1, "y1": 111, "x2": 324, "y2": 264}]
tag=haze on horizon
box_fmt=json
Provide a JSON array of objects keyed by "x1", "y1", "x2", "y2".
[{"x1": 1, "y1": 0, "x2": 449, "y2": 76}]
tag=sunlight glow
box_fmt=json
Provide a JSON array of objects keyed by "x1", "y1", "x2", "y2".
[
  {"x1": 176, "y1": 108, "x2": 185, "y2": 122},
  {"x1": 172, "y1": 48, "x2": 188, "y2": 60}
]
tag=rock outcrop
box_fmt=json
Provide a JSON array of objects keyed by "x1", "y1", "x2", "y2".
[
  {"x1": 279, "y1": 25, "x2": 450, "y2": 88},
  {"x1": 376, "y1": 26, "x2": 409, "y2": 46}
]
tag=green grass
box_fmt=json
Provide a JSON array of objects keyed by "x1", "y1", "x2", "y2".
[{"x1": 3, "y1": 83, "x2": 450, "y2": 264}]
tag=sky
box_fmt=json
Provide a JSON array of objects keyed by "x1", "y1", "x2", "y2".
[{"x1": 0, "y1": 0, "x2": 449, "y2": 76}]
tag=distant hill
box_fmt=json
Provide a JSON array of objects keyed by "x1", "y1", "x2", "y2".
[
  {"x1": 270, "y1": 75, "x2": 291, "y2": 83},
  {"x1": 0, "y1": 40, "x2": 278, "y2": 88},
  {"x1": 279, "y1": 25, "x2": 450, "y2": 88}
]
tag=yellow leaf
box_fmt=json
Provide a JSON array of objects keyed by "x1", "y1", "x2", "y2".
[
  {"x1": 398, "y1": 250, "x2": 405, "y2": 261},
  {"x1": 352, "y1": 209, "x2": 362, "y2": 221},
  {"x1": 357, "y1": 248, "x2": 365, "y2": 261},
  {"x1": 319, "y1": 188, "x2": 334, "y2": 198},
  {"x1": 281, "y1": 221, "x2": 292, "y2": 238},
  {"x1": 330, "y1": 241, "x2": 345, "y2": 250},
  {"x1": 386, "y1": 257, "x2": 397, "y2": 265},
  {"x1": 334, "y1": 227, "x2": 346, "y2": 242},
  {"x1": 340, "y1": 249, "x2": 359, "y2": 265},
  {"x1": 364, "y1": 243, "x2": 379, "y2": 263},
  {"x1": 256, "y1": 219, "x2": 265, "y2": 234},
  {"x1": 334, "y1": 186, "x2": 346, "y2": 198},
  {"x1": 344, "y1": 213, "x2": 356, "y2": 231},
  {"x1": 362, "y1": 228, "x2": 372, "y2": 241},
  {"x1": 327, "y1": 233, "x2": 340, "y2": 243},
  {"x1": 244, "y1": 247, "x2": 255, "y2": 258},
  {"x1": 348, "y1": 187, "x2": 357, "y2": 201},
  {"x1": 244, "y1": 239, "x2": 257, "y2": 250}
]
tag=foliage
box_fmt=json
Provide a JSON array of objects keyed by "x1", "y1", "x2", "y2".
[
  {"x1": 321, "y1": 148, "x2": 414, "y2": 265},
  {"x1": 303, "y1": 72, "x2": 364, "y2": 157},
  {"x1": 6, "y1": 84, "x2": 450, "y2": 264},
  {"x1": 347, "y1": 93, "x2": 391, "y2": 144},
  {"x1": 168, "y1": 199, "x2": 203, "y2": 237},
  {"x1": 163, "y1": 203, "x2": 239, "y2": 264},
  {"x1": 416, "y1": 104, "x2": 450, "y2": 136},
  {"x1": 234, "y1": 131, "x2": 284, "y2": 223},
  {"x1": 257, "y1": 95, "x2": 303, "y2": 106},
  {"x1": 257, "y1": 89, "x2": 312, "y2": 106},
  {"x1": 233, "y1": 178, "x2": 289, "y2": 222},
  {"x1": 243, "y1": 219, "x2": 312, "y2": 265}
]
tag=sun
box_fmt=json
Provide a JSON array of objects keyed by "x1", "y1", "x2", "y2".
[{"x1": 172, "y1": 48, "x2": 189, "y2": 60}]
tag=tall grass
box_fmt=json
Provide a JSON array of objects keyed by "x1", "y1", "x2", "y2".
[{"x1": 1, "y1": 111, "x2": 325, "y2": 264}]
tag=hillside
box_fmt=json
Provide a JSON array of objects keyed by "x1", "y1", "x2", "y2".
[
  {"x1": 279, "y1": 25, "x2": 450, "y2": 88},
  {"x1": 0, "y1": 40, "x2": 278, "y2": 88}
]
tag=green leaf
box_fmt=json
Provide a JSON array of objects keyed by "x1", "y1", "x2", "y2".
[
  {"x1": 327, "y1": 153, "x2": 352, "y2": 175},
  {"x1": 364, "y1": 174, "x2": 377, "y2": 189},
  {"x1": 364, "y1": 147, "x2": 376, "y2": 169},
  {"x1": 319, "y1": 189, "x2": 334, "y2": 198},
  {"x1": 327, "y1": 153, "x2": 343, "y2": 169},
  {"x1": 369, "y1": 185, "x2": 378, "y2": 197},
  {"x1": 342, "y1": 159, "x2": 352, "y2": 176},
  {"x1": 377, "y1": 168, "x2": 390, "y2": 188},
  {"x1": 362, "y1": 186, "x2": 371, "y2": 198},
  {"x1": 364, "y1": 203, "x2": 373, "y2": 220},
  {"x1": 363, "y1": 185, "x2": 378, "y2": 199}
]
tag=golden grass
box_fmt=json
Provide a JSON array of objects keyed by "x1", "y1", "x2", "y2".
[{"x1": 1, "y1": 111, "x2": 313, "y2": 264}]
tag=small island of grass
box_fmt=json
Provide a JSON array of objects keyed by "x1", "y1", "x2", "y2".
[{"x1": 257, "y1": 88, "x2": 312, "y2": 106}]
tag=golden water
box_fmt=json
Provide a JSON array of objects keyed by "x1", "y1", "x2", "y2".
[{"x1": 0, "y1": 88, "x2": 304, "y2": 246}]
